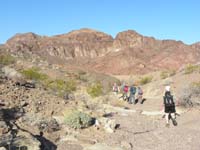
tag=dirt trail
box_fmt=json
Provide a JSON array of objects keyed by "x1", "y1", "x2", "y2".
[
  {"x1": 102, "y1": 108, "x2": 200, "y2": 150},
  {"x1": 73, "y1": 92, "x2": 200, "y2": 150}
]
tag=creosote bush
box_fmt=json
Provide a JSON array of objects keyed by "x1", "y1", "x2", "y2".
[
  {"x1": 64, "y1": 109, "x2": 94, "y2": 129},
  {"x1": 21, "y1": 67, "x2": 48, "y2": 81},
  {"x1": 184, "y1": 64, "x2": 199, "y2": 74},
  {"x1": 21, "y1": 68, "x2": 77, "y2": 96},
  {"x1": 0, "y1": 54, "x2": 15, "y2": 65},
  {"x1": 45, "y1": 79, "x2": 77, "y2": 96},
  {"x1": 139, "y1": 75, "x2": 153, "y2": 85},
  {"x1": 87, "y1": 82, "x2": 103, "y2": 98},
  {"x1": 160, "y1": 70, "x2": 176, "y2": 79}
]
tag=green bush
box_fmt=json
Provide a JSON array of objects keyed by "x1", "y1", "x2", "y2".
[
  {"x1": 46, "y1": 79, "x2": 76, "y2": 96},
  {"x1": 160, "y1": 71, "x2": 168, "y2": 79},
  {"x1": 64, "y1": 109, "x2": 94, "y2": 129},
  {"x1": 184, "y1": 64, "x2": 199, "y2": 74},
  {"x1": 160, "y1": 70, "x2": 176, "y2": 79},
  {"x1": 192, "y1": 82, "x2": 200, "y2": 87},
  {"x1": 87, "y1": 82, "x2": 103, "y2": 98},
  {"x1": 21, "y1": 67, "x2": 48, "y2": 81},
  {"x1": 139, "y1": 75, "x2": 153, "y2": 85},
  {"x1": 0, "y1": 54, "x2": 15, "y2": 65},
  {"x1": 169, "y1": 70, "x2": 176, "y2": 76}
]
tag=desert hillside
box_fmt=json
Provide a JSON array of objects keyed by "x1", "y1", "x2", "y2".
[{"x1": 0, "y1": 29, "x2": 200, "y2": 150}]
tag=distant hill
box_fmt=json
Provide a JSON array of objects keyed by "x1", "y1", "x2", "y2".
[{"x1": 3, "y1": 28, "x2": 200, "y2": 75}]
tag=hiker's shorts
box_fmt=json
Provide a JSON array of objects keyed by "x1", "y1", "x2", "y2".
[{"x1": 165, "y1": 105, "x2": 176, "y2": 113}]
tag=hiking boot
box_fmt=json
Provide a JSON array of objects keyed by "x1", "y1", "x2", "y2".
[
  {"x1": 165, "y1": 123, "x2": 170, "y2": 128},
  {"x1": 172, "y1": 118, "x2": 178, "y2": 126}
]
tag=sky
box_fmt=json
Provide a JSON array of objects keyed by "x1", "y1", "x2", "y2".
[{"x1": 0, "y1": 0, "x2": 199, "y2": 44}]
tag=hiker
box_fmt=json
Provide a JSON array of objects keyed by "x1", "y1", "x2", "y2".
[
  {"x1": 163, "y1": 85, "x2": 177, "y2": 127},
  {"x1": 137, "y1": 86, "x2": 143, "y2": 104},
  {"x1": 112, "y1": 82, "x2": 120, "y2": 95},
  {"x1": 129, "y1": 84, "x2": 137, "y2": 104},
  {"x1": 119, "y1": 83, "x2": 129, "y2": 101}
]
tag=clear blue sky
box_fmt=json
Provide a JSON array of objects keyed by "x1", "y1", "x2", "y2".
[{"x1": 0, "y1": 0, "x2": 199, "y2": 44}]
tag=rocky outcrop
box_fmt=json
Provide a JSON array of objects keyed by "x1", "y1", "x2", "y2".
[
  {"x1": 192, "y1": 42, "x2": 200, "y2": 49},
  {"x1": 6, "y1": 29, "x2": 114, "y2": 59}
]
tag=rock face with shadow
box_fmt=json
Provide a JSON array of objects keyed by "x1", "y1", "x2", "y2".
[{"x1": 0, "y1": 107, "x2": 41, "y2": 150}]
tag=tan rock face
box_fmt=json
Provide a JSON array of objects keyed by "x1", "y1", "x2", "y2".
[
  {"x1": 114, "y1": 30, "x2": 143, "y2": 48},
  {"x1": 4, "y1": 29, "x2": 200, "y2": 75}
]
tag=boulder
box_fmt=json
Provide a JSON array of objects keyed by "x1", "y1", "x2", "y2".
[
  {"x1": 0, "y1": 132, "x2": 40, "y2": 150},
  {"x1": 37, "y1": 119, "x2": 60, "y2": 133},
  {"x1": 1, "y1": 66, "x2": 22, "y2": 80},
  {"x1": 95, "y1": 117, "x2": 117, "y2": 133},
  {"x1": 63, "y1": 93, "x2": 75, "y2": 102},
  {"x1": 0, "y1": 121, "x2": 9, "y2": 135}
]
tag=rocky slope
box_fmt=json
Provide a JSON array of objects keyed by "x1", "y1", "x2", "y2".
[
  {"x1": 0, "y1": 48, "x2": 200, "y2": 150},
  {"x1": 3, "y1": 28, "x2": 200, "y2": 75}
]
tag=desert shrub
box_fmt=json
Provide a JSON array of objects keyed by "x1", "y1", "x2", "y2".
[
  {"x1": 64, "y1": 109, "x2": 94, "y2": 129},
  {"x1": 21, "y1": 67, "x2": 48, "y2": 81},
  {"x1": 87, "y1": 82, "x2": 103, "y2": 98},
  {"x1": 78, "y1": 70, "x2": 87, "y2": 76},
  {"x1": 169, "y1": 70, "x2": 176, "y2": 76},
  {"x1": 160, "y1": 70, "x2": 176, "y2": 79},
  {"x1": 139, "y1": 75, "x2": 153, "y2": 85},
  {"x1": 178, "y1": 82, "x2": 200, "y2": 107},
  {"x1": 192, "y1": 82, "x2": 200, "y2": 87},
  {"x1": 46, "y1": 79, "x2": 77, "y2": 96},
  {"x1": 78, "y1": 72, "x2": 88, "y2": 82},
  {"x1": 0, "y1": 54, "x2": 15, "y2": 65},
  {"x1": 160, "y1": 71, "x2": 168, "y2": 79},
  {"x1": 184, "y1": 64, "x2": 199, "y2": 74},
  {"x1": 80, "y1": 72, "x2": 120, "y2": 93}
]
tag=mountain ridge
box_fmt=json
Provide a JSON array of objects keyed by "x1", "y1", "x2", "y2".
[{"x1": 3, "y1": 28, "x2": 200, "y2": 75}]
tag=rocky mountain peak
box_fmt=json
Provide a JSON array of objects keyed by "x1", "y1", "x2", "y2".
[{"x1": 114, "y1": 30, "x2": 143, "y2": 48}]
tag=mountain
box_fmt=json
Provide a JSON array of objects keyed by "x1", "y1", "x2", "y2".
[{"x1": 4, "y1": 28, "x2": 200, "y2": 74}]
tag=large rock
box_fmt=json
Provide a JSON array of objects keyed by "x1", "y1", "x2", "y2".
[
  {"x1": 1, "y1": 66, "x2": 22, "y2": 80},
  {"x1": 0, "y1": 132, "x2": 40, "y2": 150},
  {"x1": 37, "y1": 119, "x2": 60, "y2": 133},
  {"x1": 0, "y1": 121, "x2": 9, "y2": 135},
  {"x1": 95, "y1": 117, "x2": 117, "y2": 133}
]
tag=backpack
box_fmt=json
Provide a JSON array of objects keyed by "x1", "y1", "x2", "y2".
[
  {"x1": 123, "y1": 85, "x2": 129, "y2": 93},
  {"x1": 138, "y1": 88, "x2": 143, "y2": 95},
  {"x1": 113, "y1": 85, "x2": 118, "y2": 92},
  {"x1": 164, "y1": 92, "x2": 174, "y2": 106},
  {"x1": 130, "y1": 86, "x2": 136, "y2": 95}
]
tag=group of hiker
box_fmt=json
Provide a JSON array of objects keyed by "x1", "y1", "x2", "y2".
[
  {"x1": 113, "y1": 82, "x2": 178, "y2": 127},
  {"x1": 112, "y1": 82, "x2": 143, "y2": 104}
]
